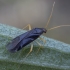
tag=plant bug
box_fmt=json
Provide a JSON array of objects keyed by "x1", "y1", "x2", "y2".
[{"x1": 6, "y1": 1, "x2": 70, "y2": 57}]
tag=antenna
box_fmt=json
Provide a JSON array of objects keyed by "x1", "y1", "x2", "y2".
[
  {"x1": 45, "y1": 1, "x2": 70, "y2": 32},
  {"x1": 47, "y1": 25, "x2": 70, "y2": 31},
  {"x1": 45, "y1": 1, "x2": 55, "y2": 28}
]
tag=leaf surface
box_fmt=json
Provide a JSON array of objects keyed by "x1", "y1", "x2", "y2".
[{"x1": 0, "y1": 23, "x2": 70, "y2": 70}]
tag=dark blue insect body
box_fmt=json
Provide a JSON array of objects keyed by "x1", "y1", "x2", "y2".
[{"x1": 6, "y1": 28, "x2": 47, "y2": 52}]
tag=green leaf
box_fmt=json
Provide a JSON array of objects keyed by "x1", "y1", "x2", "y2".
[{"x1": 0, "y1": 23, "x2": 70, "y2": 70}]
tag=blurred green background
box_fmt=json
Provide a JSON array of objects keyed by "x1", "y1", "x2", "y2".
[{"x1": 0, "y1": 0, "x2": 70, "y2": 44}]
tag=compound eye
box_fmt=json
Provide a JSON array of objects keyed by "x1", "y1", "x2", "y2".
[{"x1": 43, "y1": 28, "x2": 47, "y2": 33}]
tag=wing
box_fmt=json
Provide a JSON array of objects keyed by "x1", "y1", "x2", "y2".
[
  {"x1": 16, "y1": 28, "x2": 42, "y2": 50},
  {"x1": 6, "y1": 30, "x2": 31, "y2": 52},
  {"x1": 6, "y1": 28, "x2": 43, "y2": 52}
]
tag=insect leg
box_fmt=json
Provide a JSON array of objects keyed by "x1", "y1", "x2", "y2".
[
  {"x1": 23, "y1": 24, "x2": 31, "y2": 30},
  {"x1": 25, "y1": 44, "x2": 33, "y2": 58},
  {"x1": 35, "y1": 41, "x2": 43, "y2": 53},
  {"x1": 39, "y1": 37, "x2": 46, "y2": 44}
]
